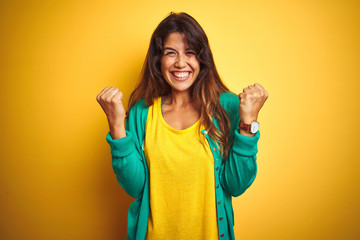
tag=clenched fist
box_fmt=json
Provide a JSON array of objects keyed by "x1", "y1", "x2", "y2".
[
  {"x1": 96, "y1": 87, "x2": 126, "y2": 139},
  {"x1": 238, "y1": 83, "x2": 268, "y2": 124}
]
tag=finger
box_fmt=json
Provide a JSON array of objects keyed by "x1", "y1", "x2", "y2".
[
  {"x1": 254, "y1": 83, "x2": 265, "y2": 91},
  {"x1": 254, "y1": 83, "x2": 269, "y2": 98},
  {"x1": 243, "y1": 87, "x2": 252, "y2": 93},
  {"x1": 239, "y1": 92, "x2": 249, "y2": 100},
  {"x1": 112, "y1": 91, "x2": 123, "y2": 101},
  {"x1": 101, "y1": 86, "x2": 115, "y2": 96},
  {"x1": 98, "y1": 87, "x2": 115, "y2": 102},
  {"x1": 243, "y1": 86, "x2": 256, "y2": 94},
  {"x1": 253, "y1": 84, "x2": 265, "y2": 95},
  {"x1": 105, "y1": 89, "x2": 120, "y2": 101},
  {"x1": 97, "y1": 86, "x2": 111, "y2": 102},
  {"x1": 251, "y1": 86, "x2": 264, "y2": 98},
  {"x1": 248, "y1": 85, "x2": 257, "y2": 92},
  {"x1": 103, "y1": 87, "x2": 118, "y2": 97},
  {"x1": 104, "y1": 87, "x2": 118, "y2": 96}
]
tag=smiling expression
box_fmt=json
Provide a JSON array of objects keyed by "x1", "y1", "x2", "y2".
[{"x1": 161, "y1": 32, "x2": 200, "y2": 93}]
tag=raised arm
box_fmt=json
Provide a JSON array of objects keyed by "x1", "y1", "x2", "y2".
[
  {"x1": 97, "y1": 87, "x2": 146, "y2": 198},
  {"x1": 219, "y1": 85, "x2": 268, "y2": 197}
]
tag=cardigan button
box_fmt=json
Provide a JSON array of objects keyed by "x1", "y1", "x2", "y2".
[
  {"x1": 215, "y1": 167, "x2": 219, "y2": 171},
  {"x1": 221, "y1": 234, "x2": 224, "y2": 237},
  {"x1": 219, "y1": 217, "x2": 223, "y2": 221},
  {"x1": 218, "y1": 201, "x2": 221, "y2": 204},
  {"x1": 216, "y1": 184, "x2": 219, "y2": 188}
]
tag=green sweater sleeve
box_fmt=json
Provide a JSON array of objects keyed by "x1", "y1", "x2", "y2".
[
  {"x1": 106, "y1": 131, "x2": 146, "y2": 198},
  {"x1": 219, "y1": 92, "x2": 260, "y2": 197},
  {"x1": 220, "y1": 130, "x2": 260, "y2": 197},
  {"x1": 106, "y1": 100, "x2": 148, "y2": 198}
]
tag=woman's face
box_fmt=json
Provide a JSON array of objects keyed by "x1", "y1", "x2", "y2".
[{"x1": 161, "y1": 32, "x2": 200, "y2": 93}]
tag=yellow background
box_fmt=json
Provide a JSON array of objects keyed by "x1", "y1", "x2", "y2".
[{"x1": 1, "y1": 0, "x2": 359, "y2": 239}]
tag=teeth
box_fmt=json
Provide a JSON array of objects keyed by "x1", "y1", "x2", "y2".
[{"x1": 173, "y1": 72, "x2": 190, "y2": 78}]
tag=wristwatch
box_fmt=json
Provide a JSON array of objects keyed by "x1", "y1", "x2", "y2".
[{"x1": 239, "y1": 120, "x2": 259, "y2": 134}]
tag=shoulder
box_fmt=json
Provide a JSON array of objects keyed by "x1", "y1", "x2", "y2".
[
  {"x1": 219, "y1": 92, "x2": 240, "y2": 130},
  {"x1": 220, "y1": 92, "x2": 239, "y2": 112},
  {"x1": 125, "y1": 98, "x2": 149, "y2": 144},
  {"x1": 130, "y1": 98, "x2": 147, "y2": 111},
  {"x1": 127, "y1": 99, "x2": 149, "y2": 127},
  {"x1": 220, "y1": 91, "x2": 239, "y2": 102},
  {"x1": 128, "y1": 99, "x2": 149, "y2": 117}
]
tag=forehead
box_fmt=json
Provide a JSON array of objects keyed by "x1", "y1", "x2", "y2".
[{"x1": 163, "y1": 32, "x2": 189, "y2": 49}]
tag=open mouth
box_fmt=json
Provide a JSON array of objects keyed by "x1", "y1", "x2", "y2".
[{"x1": 171, "y1": 71, "x2": 191, "y2": 81}]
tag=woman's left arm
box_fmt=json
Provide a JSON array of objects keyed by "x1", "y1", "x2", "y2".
[
  {"x1": 220, "y1": 130, "x2": 260, "y2": 197},
  {"x1": 220, "y1": 83, "x2": 268, "y2": 197}
]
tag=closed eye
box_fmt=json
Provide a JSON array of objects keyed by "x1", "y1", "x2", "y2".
[{"x1": 165, "y1": 51, "x2": 176, "y2": 56}]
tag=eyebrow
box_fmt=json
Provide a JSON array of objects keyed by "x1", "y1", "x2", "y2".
[
  {"x1": 163, "y1": 47, "x2": 195, "y2": 51},
  {"x1": 163, "y1": 47, "x2": 176, "y2": 51}
]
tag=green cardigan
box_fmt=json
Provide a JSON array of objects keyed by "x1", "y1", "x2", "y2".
[{"x1": 106, "y1": 92, "x2": 260, "y2": 240}]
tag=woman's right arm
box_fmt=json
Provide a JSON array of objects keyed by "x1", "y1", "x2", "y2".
[
  {"x1": 97, "y1": 87, "x2": 146, "y2": 198},
  {"x1": 106, "y1": 131, "x2": 146, "y2": 198}
]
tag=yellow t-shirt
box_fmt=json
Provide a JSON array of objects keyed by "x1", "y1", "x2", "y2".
[{"x1": 144, "y1": 97, "x2": 219, "y2": 240}]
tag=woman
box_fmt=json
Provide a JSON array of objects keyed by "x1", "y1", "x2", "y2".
[{"x1": 97, "y1": 12, "x2": 268, "y2": 240}]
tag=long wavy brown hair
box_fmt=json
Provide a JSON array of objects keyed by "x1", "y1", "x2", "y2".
[{"x1": 128, "y1": 12, "x2": 232, "y2": 160}]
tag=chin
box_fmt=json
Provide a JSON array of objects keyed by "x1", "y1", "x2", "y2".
[{"x1": 168, "y1": 80, "x2": 195, "y2": 92}]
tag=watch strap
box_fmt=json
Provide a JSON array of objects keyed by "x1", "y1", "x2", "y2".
[{"x1": 239, "y1": 120, "x2": 252, "y2": 132}]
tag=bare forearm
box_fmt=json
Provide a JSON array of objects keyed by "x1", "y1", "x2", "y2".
[{"x1": 108, "y1": 120, "x2": 126, "y2": 139}]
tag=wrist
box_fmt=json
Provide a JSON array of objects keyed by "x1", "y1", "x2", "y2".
[
  {"x1": 108, "y1": 120, "x2": 126, "y2": 139},
  {"x1": 239, "y1": 119, "x2": 259, "y2": 134},
  {"x1": 107, "y1": 117, "x2": 125, "y2": 128},
  {"x1": 239, "y1": 115, "x2": 258, "y2": 124}
]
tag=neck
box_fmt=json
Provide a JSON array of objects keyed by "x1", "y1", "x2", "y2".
[{"x1": 164, "y1": 89, "x2": 192, "y2": 107}]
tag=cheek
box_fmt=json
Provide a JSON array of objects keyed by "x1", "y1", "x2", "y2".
[
  {"x1": 190, "y1": 58, "x2": 200, "y2": 69},
  {"x1": 160, "y1": 60, "x2": 167, "y2": 75},
  {"x1": 191, "y1": 61, "x2": 200, "y2": 73},
  {"x1": 161, "y1": 58, "x2": 172, "y2": 73},
  {"x1": 196, "y1": 63, "x2": 200, "y2": 72}
]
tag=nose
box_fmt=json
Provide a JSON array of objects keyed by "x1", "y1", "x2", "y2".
[{"x1": 174, "y1": 53, "x2": 187, "y2": 68}]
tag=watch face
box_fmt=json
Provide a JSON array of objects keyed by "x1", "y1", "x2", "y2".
[{"x1": 250, "y1": 121, "x2": 259, "y2": 133}]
